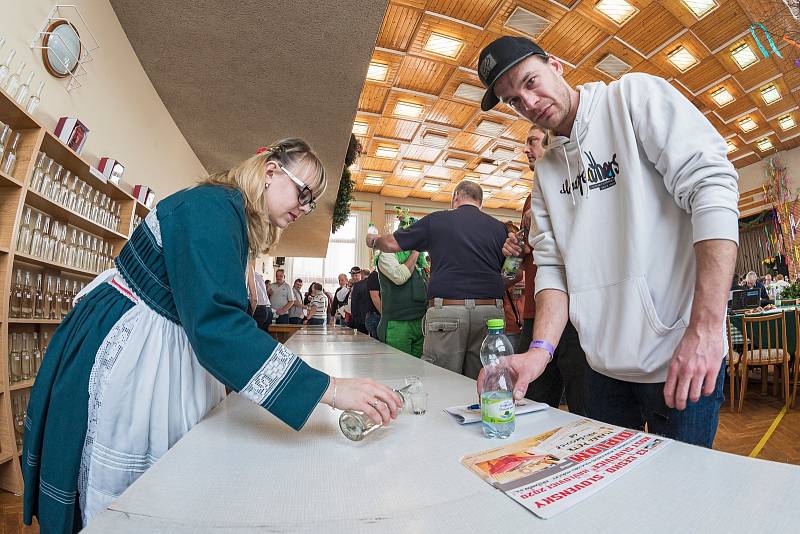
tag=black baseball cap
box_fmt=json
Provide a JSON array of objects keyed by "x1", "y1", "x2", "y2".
[
  {"x1": 478, "y1": 36, "x2": 548, "y2": 112},
  {"x1": 349, "y1": 266, "x2": 362, "y2": 275}
]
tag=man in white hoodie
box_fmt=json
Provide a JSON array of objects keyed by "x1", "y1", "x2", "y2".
[{"x1": 476, "y1": 36, "x2": 739, "y2": 447}]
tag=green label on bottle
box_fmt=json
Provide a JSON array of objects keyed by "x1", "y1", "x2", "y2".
[{"x1": 481, "y1": 395, "x2": 515, "y2": 424}]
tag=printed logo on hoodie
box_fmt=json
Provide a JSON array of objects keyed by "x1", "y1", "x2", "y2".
[{"x1": 560, "y1": 151, "x2": 620, "y2": 197}]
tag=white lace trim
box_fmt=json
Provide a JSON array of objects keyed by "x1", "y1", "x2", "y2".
[
  {"x1": 144, "y1": 208, "x2": 162, "y2": 247},
  {"x1": 239, "y1": 344, "x2": 298, "y2": 406},
  {"x1": 78, "y1": 308, "x2": 140, "y2": 523}
]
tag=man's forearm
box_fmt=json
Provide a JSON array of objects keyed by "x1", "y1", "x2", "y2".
[
  {"x1": 530, "y1": 289, "x2": 569, "y2": 350},
  {"x1": 690, "y1": 239, "x2": 738, "y2": 329}
]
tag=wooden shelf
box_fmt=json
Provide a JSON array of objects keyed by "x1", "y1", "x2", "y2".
[
  {"x1": 0, "y1": 88, "x2": 40, "y2": 131},
  {"x1": 135, "y1": 200, "x2": 150, "y2": 219},
  {"x1": 0, "y1": 169, "x2": 22, "y2": 188},
  {"x1": 25, "y1": 189, "x2": 128, "y2": 241},
  {"x1": 0, "y1": 245, "x2": 8, "y2": 255},
  {"x1": 8, "y1": 319, "x2": 60, "y2": 325},
  {"x1": 14, "y1": 251, "x2": 100, "y2": 278},
  {"x1": 0, "y1": 453, "x2": 13, "y2": 464},
  {"x1": 9, "y1": 379, "x2": 35, "y2": 391}
]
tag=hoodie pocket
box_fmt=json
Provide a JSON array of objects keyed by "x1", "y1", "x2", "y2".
[{"x1": 569, "y1": 276, "x2": 687, "y2": 377}]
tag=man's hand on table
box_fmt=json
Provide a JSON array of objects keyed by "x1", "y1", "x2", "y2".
[
  {"x1": 663, "y1": 322, "x2": 724, "y2": 410},
  {"x1": 477, "y1": 349, "x2": 551, "y2": 402}
]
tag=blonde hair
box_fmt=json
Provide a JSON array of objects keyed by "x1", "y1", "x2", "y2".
[{"x1": 199, "y1": 138, "x2": 326, "y2": 255}]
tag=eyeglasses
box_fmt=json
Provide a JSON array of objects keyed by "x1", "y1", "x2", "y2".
[{"x1": 279, "y1": 164, "x2": 316, "y2": 210}]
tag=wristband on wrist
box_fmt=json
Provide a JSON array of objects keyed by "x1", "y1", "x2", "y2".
[{"x1": 529, "y1": 340, "x2": 555, "y2": 363}]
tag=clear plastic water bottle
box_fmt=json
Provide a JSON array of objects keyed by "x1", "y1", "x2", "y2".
[{"x1": 480, "y1": 319, "x2": 516, "y2": 438}]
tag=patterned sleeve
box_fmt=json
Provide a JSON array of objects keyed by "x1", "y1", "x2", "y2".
[{"x1": 159, "y1": 187, "x2": 329, "y2": 430}]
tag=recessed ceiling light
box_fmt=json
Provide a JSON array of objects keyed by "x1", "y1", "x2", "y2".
[
  {"x1": 421, "y1": 181, "x2": 442, "y2": 192},
  {"x1": 422, "y1": 130, "x2": 449, "y2": 148},
  {"x1": 481, "y1": 175, "x2": 510, "y2": 187},
  {"x1": 401, "y1": 166, "x2": 422, "y2": 178},
  {"x1": 594, "y1": 0, "x2": 638, "y2": 25},
  {"x1": 394, "y1": 101, "x2": 423, "y2": 119},
  {"x1": 757, "y1": 138, "x2": 774, "y2": 152},
  {"x1": 475, "y1": 162, "x2": 498, "y2": 174},
  {"x1": 726, "y1": 140, "x2": 737, "y2": 153},
  {"x1": 710, "y1": 87, "x2": 734, "y2": 107},
  {"x1": 596, "y1": 54, "x2": 632, "y2": 78},
  {"x1": 352, "y1": 121, "x2": 368, "y2": 136},
  {"x1": 483, "y1": 190, "x2": 493, "y2": 198},
  {"x1": 504, "y1": 6, "x2": 551, "y2": 39},
  {"x1": 366, "y1": 62, "x2": 388, "y2": 81},
  {"x1": 364, "y1": 175, "x2": 384, "y2": 186},
  {"x1": 731, "y1": 43, "x2": 758, "y2": 70},
  {"x1": 681, "y1": 0, "x2": 718, "y2": 19},
  {"x1": 475, "y1": 120, "x2": 506, "y2": 136},
  {"x1": 504, "y1": 167, "x2": 524, "y2": 179},
  {"x1": 454, "y1": 83, "x2": 484, "y2": 103},
  {"x1": 779, "y1": 115, "x2": 796, "y2": 130},
  {"x1": 375, "y1": 144, "x2": 399, "y2": 159},
  {"x1": 424, "y1": 33, "x2": 463, "y2": 58},
  {"x1": 510, "y1": 185, "x2": 529, "y2": 195},
  {"x1": 491, "y1": 146, "x2": 517, "y2": 160},
  {"x1": 761, "y1": 85, "x2": 781, "y2": 105},
  {"x1": 444, "y1": 156, "x2": 468, "y2": 168},
  {"x1": 739, "y1": 117, "x2": 757, "y2": 133},
  {"x1": 667, "y1": 46, "x2": 699, "y2": 72}
]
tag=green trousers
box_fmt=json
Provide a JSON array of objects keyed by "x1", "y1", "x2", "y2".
[{"x1": 381, "y1": 318, "x2": 424, "y2": 358}]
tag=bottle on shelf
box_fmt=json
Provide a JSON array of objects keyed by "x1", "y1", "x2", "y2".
[
  {"x1": 32, "y1": 332, "x2": 42, "y2": 376},
  {"x1": 4, "y1": 59, "x2": 24, "y2": 95},
  {"x1": 21, "y1": 333, "x2": 32, "y2": 381},
  {"x1": 10, "y1": 331, "x2": 22, "y2": 383},
  {"x1": 16, "y1": 206, "x2": 32, "y2": 254},
  {"x1": 29, "y1": 211, "x2": 43, "y2": 257},
  {"x1": 44, "y1": 275, "x2": 54, "y2": 320},
  {"x1": 28, "y1": 152, "x2": 45, "y2": 188},
  {"x1": 66, "y1": 228, "x2": 77, "y2": 266},
  {"x1": 42, "y1": 163, "x2": 62, "y2": 200},
  {"x1": 46, "y1": 219, "x2": 60, "y2": 261},
  {"x1": 90, "y1": 190, "x2": 100, "y2": 222},
  {"x1": 13, "y1": 394, "x2": 25, "y2": 450},
  {"x1": 57, "y1": 170, "x2": 72, "y2": 206},
  {"x1": 0, "y1": 123, "x2": 11, "y2": 167},
  {"x1": 56, "y1": 223, "x2": 67, "y2": 264},
  {"x1": 9, "y1": 268, "x2": 23, "y2": 318},
  {"x1": 0, "y1": 47, "x2": 15, "y2": 89},
  {"x1": 1, "y1": 131, "x2": 20, "y2": 175},
  {"x1": 14, "y1": 69, "x2": 33, "y2": 105},
  {"x1": 26, "y1": 80, "x2": 44, "y2": 114},
  {"x1": 20, "y1": 271, "x2": 32, "y2": 319},
  {"x1": 49, "y1": 165, "x2": 63, "y2": 202},
  {"x1": 40, "y1": 215, "x2": 51, "y2": 260},
  {"x1": 54, "y1": 277, "x2": 63, "y2": 320},
  {"x1": 33, "y1": 273, "x2": 43, "y2": 319},
  {"x1": 61, "y1": 280, "x2": 71, "y2": 318},
  {"x1": 67, "y1": 176, "x2": 80, "y2": 211}
]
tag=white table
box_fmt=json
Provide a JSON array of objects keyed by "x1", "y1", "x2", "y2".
[{"x1": 86, "y1": 327, "x2": 800, "y2": 533}]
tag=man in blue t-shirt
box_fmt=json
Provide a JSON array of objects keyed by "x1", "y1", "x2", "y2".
[{"x1": 367, "y1": 180, "x2": 507, "y2": 379}]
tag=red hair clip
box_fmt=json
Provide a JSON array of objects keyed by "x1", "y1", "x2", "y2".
[{"x1": 256, "y1": 146, "x2": 269, "y2": 155}]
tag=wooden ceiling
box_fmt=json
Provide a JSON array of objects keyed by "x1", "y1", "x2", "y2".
[{"x1": 352, "y1": 0, "x2": 800, "y2": 210}]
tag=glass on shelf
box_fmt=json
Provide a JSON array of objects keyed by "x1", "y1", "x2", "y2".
[
  {"x1": 0, "y1": 124, "x2": 12, "y2": 172},
  {"x1": 14, "y1": 70, "x2": 33, "y2": 105},
  {"x1": 0, "y1": 48, "x2": 16, "y2": 89},
  {"x1": 16, "y1": 206, "x2": 32, "y2": 254},
  {"x1": 4, "y1": 59, "x2": 24, "y2": 95},
  {"x1": 9, "y1": 268, "x2": 23, "y2": 318},
  {"x1": 20, "y1": 271, "x2": 32, "y2": 319},
  {"x1": 9, "y1": 331, "x2": 22, "y2": 383},
  {"x1": 26, "y1": 80, "x2": 44, "y2": 114},
  {"x1": 1, "y1": 131, "x2": 21, "y2": 176},
  {"x1": 33, "y1": 273, "x2": 43, "y2": 319}
]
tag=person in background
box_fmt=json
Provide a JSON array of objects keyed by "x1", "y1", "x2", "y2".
[
  {"x1": 269, "y1": 269, "x2": 293, "y2": 324},
  {"x1": 349, "y1": 270, "x2": 370, "y2": 334},
  {"x1": 367, "y1": 180, "x2": 506, "y2": 379},
  {"x1": 365, "y1": 267, "x2": 382, "y2": 339},
  {"x1": 743, "y1": 271, "x2": 769, "y2": 301},
  {"x1": 772, "y1": 274, "x2": 791, "y2": 299},
  {"x1": 304, "y1": 283, "x2": 328, "y2": 326},
  {"x1": 332, "y1": 274, "x2": 351, "y2": 326},
  {"x1": 323, "y1": 287, "x2": 335, "y2": 324},
  {"x1": 23, "y1": 138, "x2": 402, "y2": 532},
  {"x1": 288, "y1": 278, "x2": 305, "y2": 324},
  {"x1": 375, "y1": 208, "x2": 429, "y2": 357},
  {"x1": 248, "y1": 263, "x2": 272, "y2": 332}
]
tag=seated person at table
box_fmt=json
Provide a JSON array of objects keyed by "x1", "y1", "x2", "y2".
[
  {"x1": 22, "y1": 139, "x2": 402, "y2": 533},
  {"x1": 743, "y1": 271, "x2": 770, "y2": 302}
]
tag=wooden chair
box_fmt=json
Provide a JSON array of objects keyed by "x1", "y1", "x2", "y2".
[
  {"x1": 739, "y1": 312, "x2": 791, "y2": 413},
  {"x1": 725, "y1": 317, "x2": 741, "y2": 412}
]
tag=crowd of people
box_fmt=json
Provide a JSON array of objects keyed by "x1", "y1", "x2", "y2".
[{"x1": 733, "y1": 271, "x2": 795, "y2": 301}]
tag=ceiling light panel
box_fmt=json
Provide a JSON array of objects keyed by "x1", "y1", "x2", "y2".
[
  {"x1": 366, "y1": 62, "x2": 388, "y2": 81},
  {"x1": 667, "y1": 46, "x2": 699, "y2": 72},
  {"x1": 594, "y1": 0, "x2": 638, "y2": 25},
  {"x1": 504, "y1": 6, "x2": 551, "y2": 39},
  {"x1": 731, "y1": 43, "x2": 758, "y2": 70},
  {"x1": 738, "y1": 117, "x2": 757, "y2": 133},
  {"x1": 710, "y1": 87, "x2": 734, "y2": 107},
  {"x1": 681, "y1": 0, "x2": 718, "y2": 19},
  {"x1": 394, "y1": 101, "x2": 423, "y2": 119},
  {"x1": 596, "y1": 54, "x2": 632, "y2": 78},
  {"x1": 424, "y1": 33, "x2": 463, "y2": 58},
  {"x1": 475, "y1": 120, "x2": 506, "y2": 136},
  {"x1": 454, "y1": 83, "x2": 484, "y2": 103}
]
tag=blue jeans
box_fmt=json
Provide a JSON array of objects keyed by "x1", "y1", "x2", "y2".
[
  {"x1": 365, "y1": 311, "x2": 380, "y2": 339},
  {"x1": 275, "y1": 314, "x2": 290, "y2": 325},
  {"x1": 583, "y1": 362, "x2": 725, "y2": 448}
]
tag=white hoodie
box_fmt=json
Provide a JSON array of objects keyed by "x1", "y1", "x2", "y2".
[{"x1": 530, "y1": 73, "x2": 739, "y2": 383}]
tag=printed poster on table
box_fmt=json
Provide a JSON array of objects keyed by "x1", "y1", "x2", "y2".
[{"x1": 460, "y1": 419, "x2": 670, "y2": 518}]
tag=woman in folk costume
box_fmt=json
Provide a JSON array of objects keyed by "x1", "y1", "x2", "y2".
[{"x1": 23, "y1": 139, "x2": 402, "y2": 533}]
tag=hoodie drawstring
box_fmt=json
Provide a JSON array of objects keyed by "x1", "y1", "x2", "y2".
[{"x1": 575, "y1": 135, "x2": 588, "y2": 199}]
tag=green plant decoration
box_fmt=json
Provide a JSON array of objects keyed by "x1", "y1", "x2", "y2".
[{"x1": 332, "y1": 134, "x2": 362, "y2": 233}]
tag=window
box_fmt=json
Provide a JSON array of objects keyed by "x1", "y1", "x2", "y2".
[{"x1": 289, "y1": 215, "x2": 359, "y2": 295}]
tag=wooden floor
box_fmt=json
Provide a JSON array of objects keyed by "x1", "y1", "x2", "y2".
[{"x1": 0, "y1": 386, "x2": 797, "y2": 534}]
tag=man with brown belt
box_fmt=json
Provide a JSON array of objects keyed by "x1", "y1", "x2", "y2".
[{"x1": 366, "y1": 180, "x2": 507, "y2": 379}]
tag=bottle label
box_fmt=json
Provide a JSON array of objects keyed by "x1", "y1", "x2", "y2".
[{"x1": 481, "y1": 395, "x2": 515, "y2": 424}]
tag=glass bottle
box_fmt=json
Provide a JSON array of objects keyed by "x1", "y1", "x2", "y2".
[
  {"x1": 61, "y1": 280, "x2": 71, "y2": 317},
  {"x1": 67, "y1": 176, "x2": 80, "y2": 211},
  {"x1": 26, "y1": 80, "x2": 44, "y2": 114},
  {"x1": 29, "y1": 212, "x2": 43, "y2": 257},
  {"x1": 40, "y1": 215, "x2": 51, "y2": 260},
  {"x1": 91, "y1": 236, "x2": 99, "y2": 272},
  {"x1": 81, "y1": 187, "x2": 92, "y2": 218},
  {"x1": 41, "y1": 331, "x2": 50, "y2": 355},
  {"x1": 0, "y1": 123, "x2": 11, "y2": 166},
  {"x1": 54, "y1": 277, "x2": 63, "y2": 320},
  {"x1": 33, "y1": 273, "x2": 43, "y2": 319},
  {"x1": 114, "y1": 203, "x2": 122, "y2": 231},
  {"x1": 32, "y1": 332, "x2": 42, "y2": 376},
  {"x1": 0, "y1": 48, "x2": 15, "y2": 89},
  {"x1": 90, "y1": 190, "x2": 101, "y2": 221},
  {"x1": 20, "y1": 271, "x2": 32, "y2": 319},
  {"x1": 49, "y1": 165, "x2": 63, "y2": 202},
  {"x1": 14, "y1": 396, "x2": 24, "y2": 450},
  {"x1": 14, "y1": 70, "x2": 33, "y2": 105},
  {"x1": 9, "y1": 268, "x2": 23, "y2": 318},
  {"x1": 28, "y1": 152, "x2": 44, "y2": 188},
  {"x1": 4, "y1": 60, "x2": 24, "y2": 96},
  {"x1": 66, "y1": 228, "x2": 77, "y2": 266},
  {"x1": 32, "y1": 155, "x2": 51, "y2": 192},
  {"x1": 74, "y1": 182, "x2": 86, "y2": 215},
  {"x1": 57, "y1": 170, "x2": 72, "y2": 206},
  {"x1": 40, "y1": 161, "x2": 57, "y2": 198},
  {"x1": 46, "y1": 219, "x2": 59, "y2": 261},
  {"x1": 16, "y1": 206, "x2": 32, "y2": 254},
  {"x1": 44, "y1": 163, "x2": 62, "y2": 200},
  {"x1": 21, "y1": 333, "x2": 32, "y2": 381},
  {"x1": 9, "y1": 332, "x2": 22, "y2": 383},
  {"x1": 57, "y1": 224, "x2": 68, "y2": 264},
  {"x1": 338, "y1": 385, "x2": 412, "y2": 441},
  {"x1": 44, "y1": 275, "x2": 55, "y2": 320},
  {"x1": 1, "y1": 131, "x2": 21, "y2": 175}
]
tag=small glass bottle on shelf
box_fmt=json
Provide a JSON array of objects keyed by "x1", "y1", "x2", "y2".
[
  {"x1": 49, "y1": 165, "x2": 63, "y2": 202},
  {"x1": 58, "y1": 170, "x2": 72, "y2": 206},
  {"x1": 1, "y1": 131, "x2": 20, "y2": 175},
  {"x1": 61, "y1": 280, "x2": 71, "y2": 317},
  {"x1": 44, "y1": 275, "x2": 54, "y2": 320},
  {"x1": 20, "y1": 271, "x2": 32, "y2": 319},
  {"x1": 0, "y1": 123, "x2": 11, "y2": 166},
  {"x1": 29, "y1": 212, "x2": 43, "y2": 257},
  {"x1": 67, "y1": 176, "x2": 80, "y2": 211},
  {"x1": 74, "y1": 182, "x2": 87, "y2": 214},
  {"x1": 32, "y1": 332, "x2": 42, "y2": 376},
  {"x1": 21, "y1": 333, "x2": 32, "y2": 381},
  {"x1": 26, "y1": 80, "x2": 44, "y2": 114},
  {"x1": 56, "y1": 224, "x2": 68, "y2": 264},
  {"x1": 3, "y1": 59, "x2": 23, "y2": 94},
  {"x1": 10, "y1": 332, "x2": 22, "y2": 383},
  {"x1": 29, "y1": 152, "x2": 45, "y2": 187},
  {"x1": 66, "y1": 228, "x2": 77, "y2": 266},
  {"x1": 16, "y1": 206, "x2": 32, "y2": 254},
  {"x1": 33, "y1": 273, "x2": 44, "y2": 319},
  {"x1": 46, "y1": 220, "x2": 59, "y2": 261},
  {"x1": 42, "y1": 163, "x2": 62, "y2": 200},
  {"x1": 54, "y1": 277, "x2": 63, "y2": 320},
  {"x1": 90, "y1": 190, "x2": 101, "y2": 221},
  {"x1": 14, "y1": 395, "x2": 25, "y2": 450},
  {"x1": 0, "y1": 48, "x2": 16, "y2": 89},
  {"x1": 9, "y1": 268, "x2": 23, "y2": 318},
  {"x1": 38, "y1": 159, "x2": 54, "y2": 195},
  {"x1": 14, "y1": 70, "x2": 33, "y2": 105}
]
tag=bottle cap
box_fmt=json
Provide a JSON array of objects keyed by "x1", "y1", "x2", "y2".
[{"x1": 487, "y1": 319, "x2": 505, "y2": 329}]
